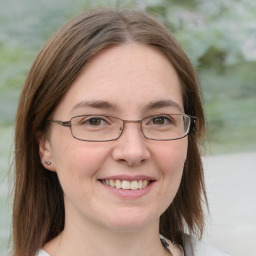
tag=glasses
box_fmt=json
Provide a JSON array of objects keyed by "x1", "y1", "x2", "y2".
[{"x1": 47, "y1": 114, "x2": 196, "y2": 142}]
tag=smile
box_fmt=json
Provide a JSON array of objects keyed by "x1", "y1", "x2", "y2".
[{"x1": 101, "y1": 179, "x2": 150, "y2": 190}]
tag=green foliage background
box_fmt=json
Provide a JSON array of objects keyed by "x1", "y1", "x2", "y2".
[{"x1": 0, "y1": 0, "x2": 255, "y2": 254}]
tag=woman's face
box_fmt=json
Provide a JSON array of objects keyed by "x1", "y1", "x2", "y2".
[{"x1": 39, "y1": 44, "x2": 188, "y2": 233}]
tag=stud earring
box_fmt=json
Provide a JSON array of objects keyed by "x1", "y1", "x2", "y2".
[{"x1": 44, "y1": 160, "x2": 51, "y2": 165}]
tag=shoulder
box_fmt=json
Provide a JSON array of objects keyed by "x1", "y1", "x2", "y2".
[
  {"x1": 184, "y1": 236, "x2": 231, "y2": 256},
  {"x1": 36, "y1": 249, "x2": 50, "y2": 256},
  {"x1": 37, "y1": 236, "x2": 230, "y2": 256}
]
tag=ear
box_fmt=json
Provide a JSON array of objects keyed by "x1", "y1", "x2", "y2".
[{"x1": 36, "y1": 131, "x2": 56, "y2": 172}]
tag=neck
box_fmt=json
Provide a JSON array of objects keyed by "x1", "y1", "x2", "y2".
[{"x1": 44, "y1": 216, "x2": 169, "y2": 256}]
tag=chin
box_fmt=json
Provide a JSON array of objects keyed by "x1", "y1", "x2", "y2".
[{"x1": 99, "y1": 209, "x2": 159, "y2": 233}]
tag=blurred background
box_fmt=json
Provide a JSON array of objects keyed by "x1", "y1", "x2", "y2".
[{"x1": 0, "y1": 0, "x2": 255, "y2": 255}]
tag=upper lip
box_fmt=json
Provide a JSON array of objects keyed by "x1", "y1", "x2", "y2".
[{"x1": 99, "y1": 175, "x2": 156, "y2": 181}]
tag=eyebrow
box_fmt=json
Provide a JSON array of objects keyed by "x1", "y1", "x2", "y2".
[
  {"x1": 70, "y1": 100, "x2": 116, "y2": 114},
  {"x1": 145, "y1": 100, "x2": 183, "y2": 113},
  {"x1": 70, "y1": 99, "x2": 183, "y2": 115}
]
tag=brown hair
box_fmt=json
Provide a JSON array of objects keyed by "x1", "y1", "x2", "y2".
[{"x1": 13, "y1": 8, "x2": 207, "y2": 256}]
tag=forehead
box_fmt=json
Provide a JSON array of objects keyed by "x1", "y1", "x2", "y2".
[{"x1": 53, "y1": 43, "x2": 183, "y2": 118}]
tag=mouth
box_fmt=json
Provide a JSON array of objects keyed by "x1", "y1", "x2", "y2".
[{"x1": 100, "y1": 179, "x2": 151, "y2": 190}]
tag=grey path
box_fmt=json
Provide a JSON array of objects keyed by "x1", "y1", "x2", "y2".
[{"x1": 203, "y1": 152, "x2": 256, "y2": 256}]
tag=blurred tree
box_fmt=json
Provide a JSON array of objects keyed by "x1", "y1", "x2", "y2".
[{"x1": 0, "y1": 0, "x2": 255, "y2": 152}]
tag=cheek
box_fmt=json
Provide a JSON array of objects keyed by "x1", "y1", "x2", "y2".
[
  {"x1": 152, "y1": 139, "x2": 187, "y2": 198},
  {"x1": 153, "y1": 139, "x2": 188, "y2": 172},
  {"x1": 51, "y1": 142, "x2": 111, "y2": 203},
  {"x1": 150, "y1": 139, "x2": 188, "y2": 214},
  {"x1": 155, "y1": 138, "x2": 187, "y2": 209},
  {"x1": 52, "y1": 139, "x2": 111, "y2": 181}
]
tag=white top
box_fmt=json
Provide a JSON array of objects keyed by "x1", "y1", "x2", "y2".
[
  {"x1": 36, "y1": 236, "x2": 231, "y2": 256},
  {"x1": 184, "y1": 237, "x2": 231, "y2": 256}
]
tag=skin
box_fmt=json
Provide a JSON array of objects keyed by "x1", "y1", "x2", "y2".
[{"x1": 38, "y1": 43, "x2": 186, "y2": 256}]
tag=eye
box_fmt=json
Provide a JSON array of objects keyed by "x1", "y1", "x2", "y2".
[
  {"x1": 149, "y1": 115, "x2": 174, "y2": 126},
  {"x1": 80, "y1": 116, "x2": 110, "y2": 126}
]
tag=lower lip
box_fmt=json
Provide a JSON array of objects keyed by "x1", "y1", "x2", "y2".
[{"x1": 99, "y1": 181, "x2": 154, "y2": 199}]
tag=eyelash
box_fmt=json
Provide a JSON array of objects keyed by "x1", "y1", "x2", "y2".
[
  {"x1": 80, "y1": 116, "x2": 110, "y2": 126},
  {"x1": 77, "y1": 114, "x2": 176, "y2": 127},
  {"x1": 148, "y1": 116, "x2": 174, "y2": 125}
]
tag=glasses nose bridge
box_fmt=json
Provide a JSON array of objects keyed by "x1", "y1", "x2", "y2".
[
  {"x1": 121, "y1": 119, "x2": 143, "y2": 134},
  {"x1": 123, "y1": 119, "x2": 142, "y2": 126}
]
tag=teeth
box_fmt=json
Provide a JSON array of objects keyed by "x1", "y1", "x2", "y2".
[
  {"x1": 102, "y1": 179, "x2": 150, "y2": 190},
  {"x1": 110, "y1": 179, "x2": 115, "y2": 187},
  {"x1": 137, "y1": 180, "x2": 143, "y2": 189},
  {"x1": 115, "y1": 180, "x2": 122, "y2": 189},
  {"x1": 122, "y1": 180, "x2": 131, "y2": 190},
  {"x1": 142, "y1": 180, "x2": 148, "y2": 188},
  {"x1": 131, "y1": 181, "x2": 138, "y2": 190}
]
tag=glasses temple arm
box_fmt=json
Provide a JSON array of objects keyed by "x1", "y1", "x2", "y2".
[
  {"x1": 47, "y1": 120, "x2": 71, "y2": 127},
  {"x1": 189, "y1": 117, "x2": 196, "y2": 133}
]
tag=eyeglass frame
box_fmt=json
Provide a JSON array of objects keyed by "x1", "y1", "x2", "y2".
[{"x1": 47, "y1": 114, "x2": 196, "y2": 142}]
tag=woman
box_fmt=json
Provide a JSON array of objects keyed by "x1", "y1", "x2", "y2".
[{"x1": 13, "y1": 8, "x2": 230, "y2": 256}]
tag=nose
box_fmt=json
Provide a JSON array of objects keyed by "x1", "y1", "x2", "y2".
[{"x1": 112, "y1": 122, "x2": 150, "y2": 166}]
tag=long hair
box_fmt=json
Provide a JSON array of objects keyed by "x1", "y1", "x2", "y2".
[{"x1": 13, "y1": 8, "x2": 207, "y2": 256}]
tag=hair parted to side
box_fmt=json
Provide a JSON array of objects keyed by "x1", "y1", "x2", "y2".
[{"x1": 13, "y1": 8, "x2": 207, "y2": 256}]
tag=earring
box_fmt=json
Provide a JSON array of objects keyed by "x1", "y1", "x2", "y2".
[{"x1": 44, "y1": 160, "x2": 51, "y2": 165}]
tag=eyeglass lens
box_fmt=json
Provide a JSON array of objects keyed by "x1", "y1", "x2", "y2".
[{"x1": 69, "y1": 114, "x2": 192, "y2": 141}]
